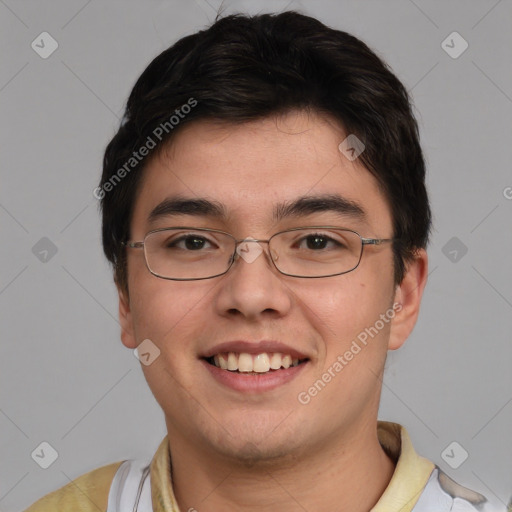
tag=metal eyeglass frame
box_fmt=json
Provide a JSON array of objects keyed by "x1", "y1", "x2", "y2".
[{"x1": 122, "y1": 226, "x2": 395, "y2": 281}]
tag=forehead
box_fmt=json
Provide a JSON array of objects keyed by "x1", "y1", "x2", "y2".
[{"x1": 130, "y1": 111, "x2": 392, "y2": 236}]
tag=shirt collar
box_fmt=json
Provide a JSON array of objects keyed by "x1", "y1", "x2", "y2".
[
  {"x1": 371, "y1": 421, "x2": 434, "y2": 511},
  {"x1": 149, "y1": 421, "x2": 434, "y2": 512}
]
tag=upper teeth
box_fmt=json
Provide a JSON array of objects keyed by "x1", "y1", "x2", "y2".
[{"x1": 212, "y1": 352, "x2": 300, "y2": 373}]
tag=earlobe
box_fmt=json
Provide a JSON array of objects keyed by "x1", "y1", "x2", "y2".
[
  {"x1": 118, "y1": 285, "x2": 137, "y2": 349},
  {"x1": 388, "y1": 249, "x2": 428, "y2": 351}
]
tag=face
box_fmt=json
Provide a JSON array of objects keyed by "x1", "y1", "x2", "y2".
[{"x1": 119, "y1": 110, "x2": 426, "y2": 465}]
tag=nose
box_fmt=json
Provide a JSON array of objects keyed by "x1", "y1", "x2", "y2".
[{"x1": 214, "y1": 239, "x2": 292, "y2": 320}]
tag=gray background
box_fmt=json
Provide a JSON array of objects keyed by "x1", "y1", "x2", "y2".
[{"x1": 1, "y1": 0, "x2": 511, "y2": 510}]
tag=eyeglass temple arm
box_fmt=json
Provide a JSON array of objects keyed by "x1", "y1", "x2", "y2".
[
  {"x1": 122, "y1": 241, "x2": 144, "y2": 249},
  {"x1": 361, "y1": 238, "x2": 394, "y2": 245}
]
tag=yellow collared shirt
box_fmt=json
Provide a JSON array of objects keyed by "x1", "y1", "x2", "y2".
[{"x1": 24, "y1": 421, "x2": 508, "y2": 511}]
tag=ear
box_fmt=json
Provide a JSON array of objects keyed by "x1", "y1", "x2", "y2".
[
  {"x1": 118, "y1": 285, "x2": 137, "y2": 349},
  {"x1": 388, "y1": 249, "x2": 428, "y2": 351}
]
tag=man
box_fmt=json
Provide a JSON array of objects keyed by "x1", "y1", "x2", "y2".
[{"x1": 25, "y1": 10, "x2": 507, "y2": 512}]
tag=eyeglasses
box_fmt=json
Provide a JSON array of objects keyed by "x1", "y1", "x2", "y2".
[{"x1": 122, "y1": 226, "x2": 394, "y2": 281}]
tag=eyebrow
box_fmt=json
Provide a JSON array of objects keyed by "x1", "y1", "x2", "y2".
[
  {"x1": 147, "y1": 194, "x2": 366, "y2": 224},
  {"x1": 272, "y1": 194, "x2": 366, "y2": 223},
  {"x1": 148, "y1": 197, "x2": 227, "y2": 223}
]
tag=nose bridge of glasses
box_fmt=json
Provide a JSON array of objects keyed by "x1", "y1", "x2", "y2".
[
  {"x1": 232, "y1": 237, "x2": 279, "y2": 265},
  {"x1": 234, "y1": 237, "x2": 270, "y2": 245}
]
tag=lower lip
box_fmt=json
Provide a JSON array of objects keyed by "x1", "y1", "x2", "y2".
[{"x1": 201, "y1": 359, "x2": 308, "y2": 392}]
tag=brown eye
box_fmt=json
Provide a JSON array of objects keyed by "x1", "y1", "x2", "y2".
[
  {"x1": 163, "y1": 234, "x2": 215, "y2": 251},
  {"x1": 305, "y1": 235, "x2": 329, "y2": 250},
  {"x1": 183, "y1": 236, "x2": 208, "y2": 250}
]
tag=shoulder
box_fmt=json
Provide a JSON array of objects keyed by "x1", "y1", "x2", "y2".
[{"x1": 24, "y1": 461, "x2": 124, "y2": 512}]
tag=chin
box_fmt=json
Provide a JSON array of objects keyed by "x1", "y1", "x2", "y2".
[
  {"x1": 215, "y1": 437, "x2": 303, "y2": 469},
  {"x1": 203, "y1": 416, "x2": 308, "y2": 467}
]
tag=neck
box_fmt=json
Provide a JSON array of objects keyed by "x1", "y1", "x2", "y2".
[{"x1": 167, "y1": 420, "x2": 396, "y2": 512}]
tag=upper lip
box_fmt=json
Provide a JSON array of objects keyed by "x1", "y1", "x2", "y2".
[{"x1": 201, "y1": 341, "x2": 309, "y2": 360}]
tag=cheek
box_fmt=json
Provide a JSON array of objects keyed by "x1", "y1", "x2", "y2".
[
  {"x1": 296, "y1": 269, "x2": 395, "y2": 371},
  {"x1": 300, "y1": 277, "x2": 394, "y2": 410},
  {"x1": 137, "y1": 288, "x2": 194, "y2": 336},
  {"x1": 299, "y1": 275, "x2": 388, "y2": 336},
  {"x1": 128, "y1": 272, "x2": 223, "y2": 370},
  {"x1": 127, "y1": 264, "x2": 192, "y2": 341},
  {"x1": 128, "y1": 280, "x2": 215, "y2": 402}
]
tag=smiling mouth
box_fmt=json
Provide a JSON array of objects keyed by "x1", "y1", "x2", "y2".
[{"x1": 205, "y1": 352, "x2": 308, "y2": 374}]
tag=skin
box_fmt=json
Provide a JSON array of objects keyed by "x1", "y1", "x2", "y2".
[{"x1": 118, "y1": 110, "x2": 428, "y2": 512}]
